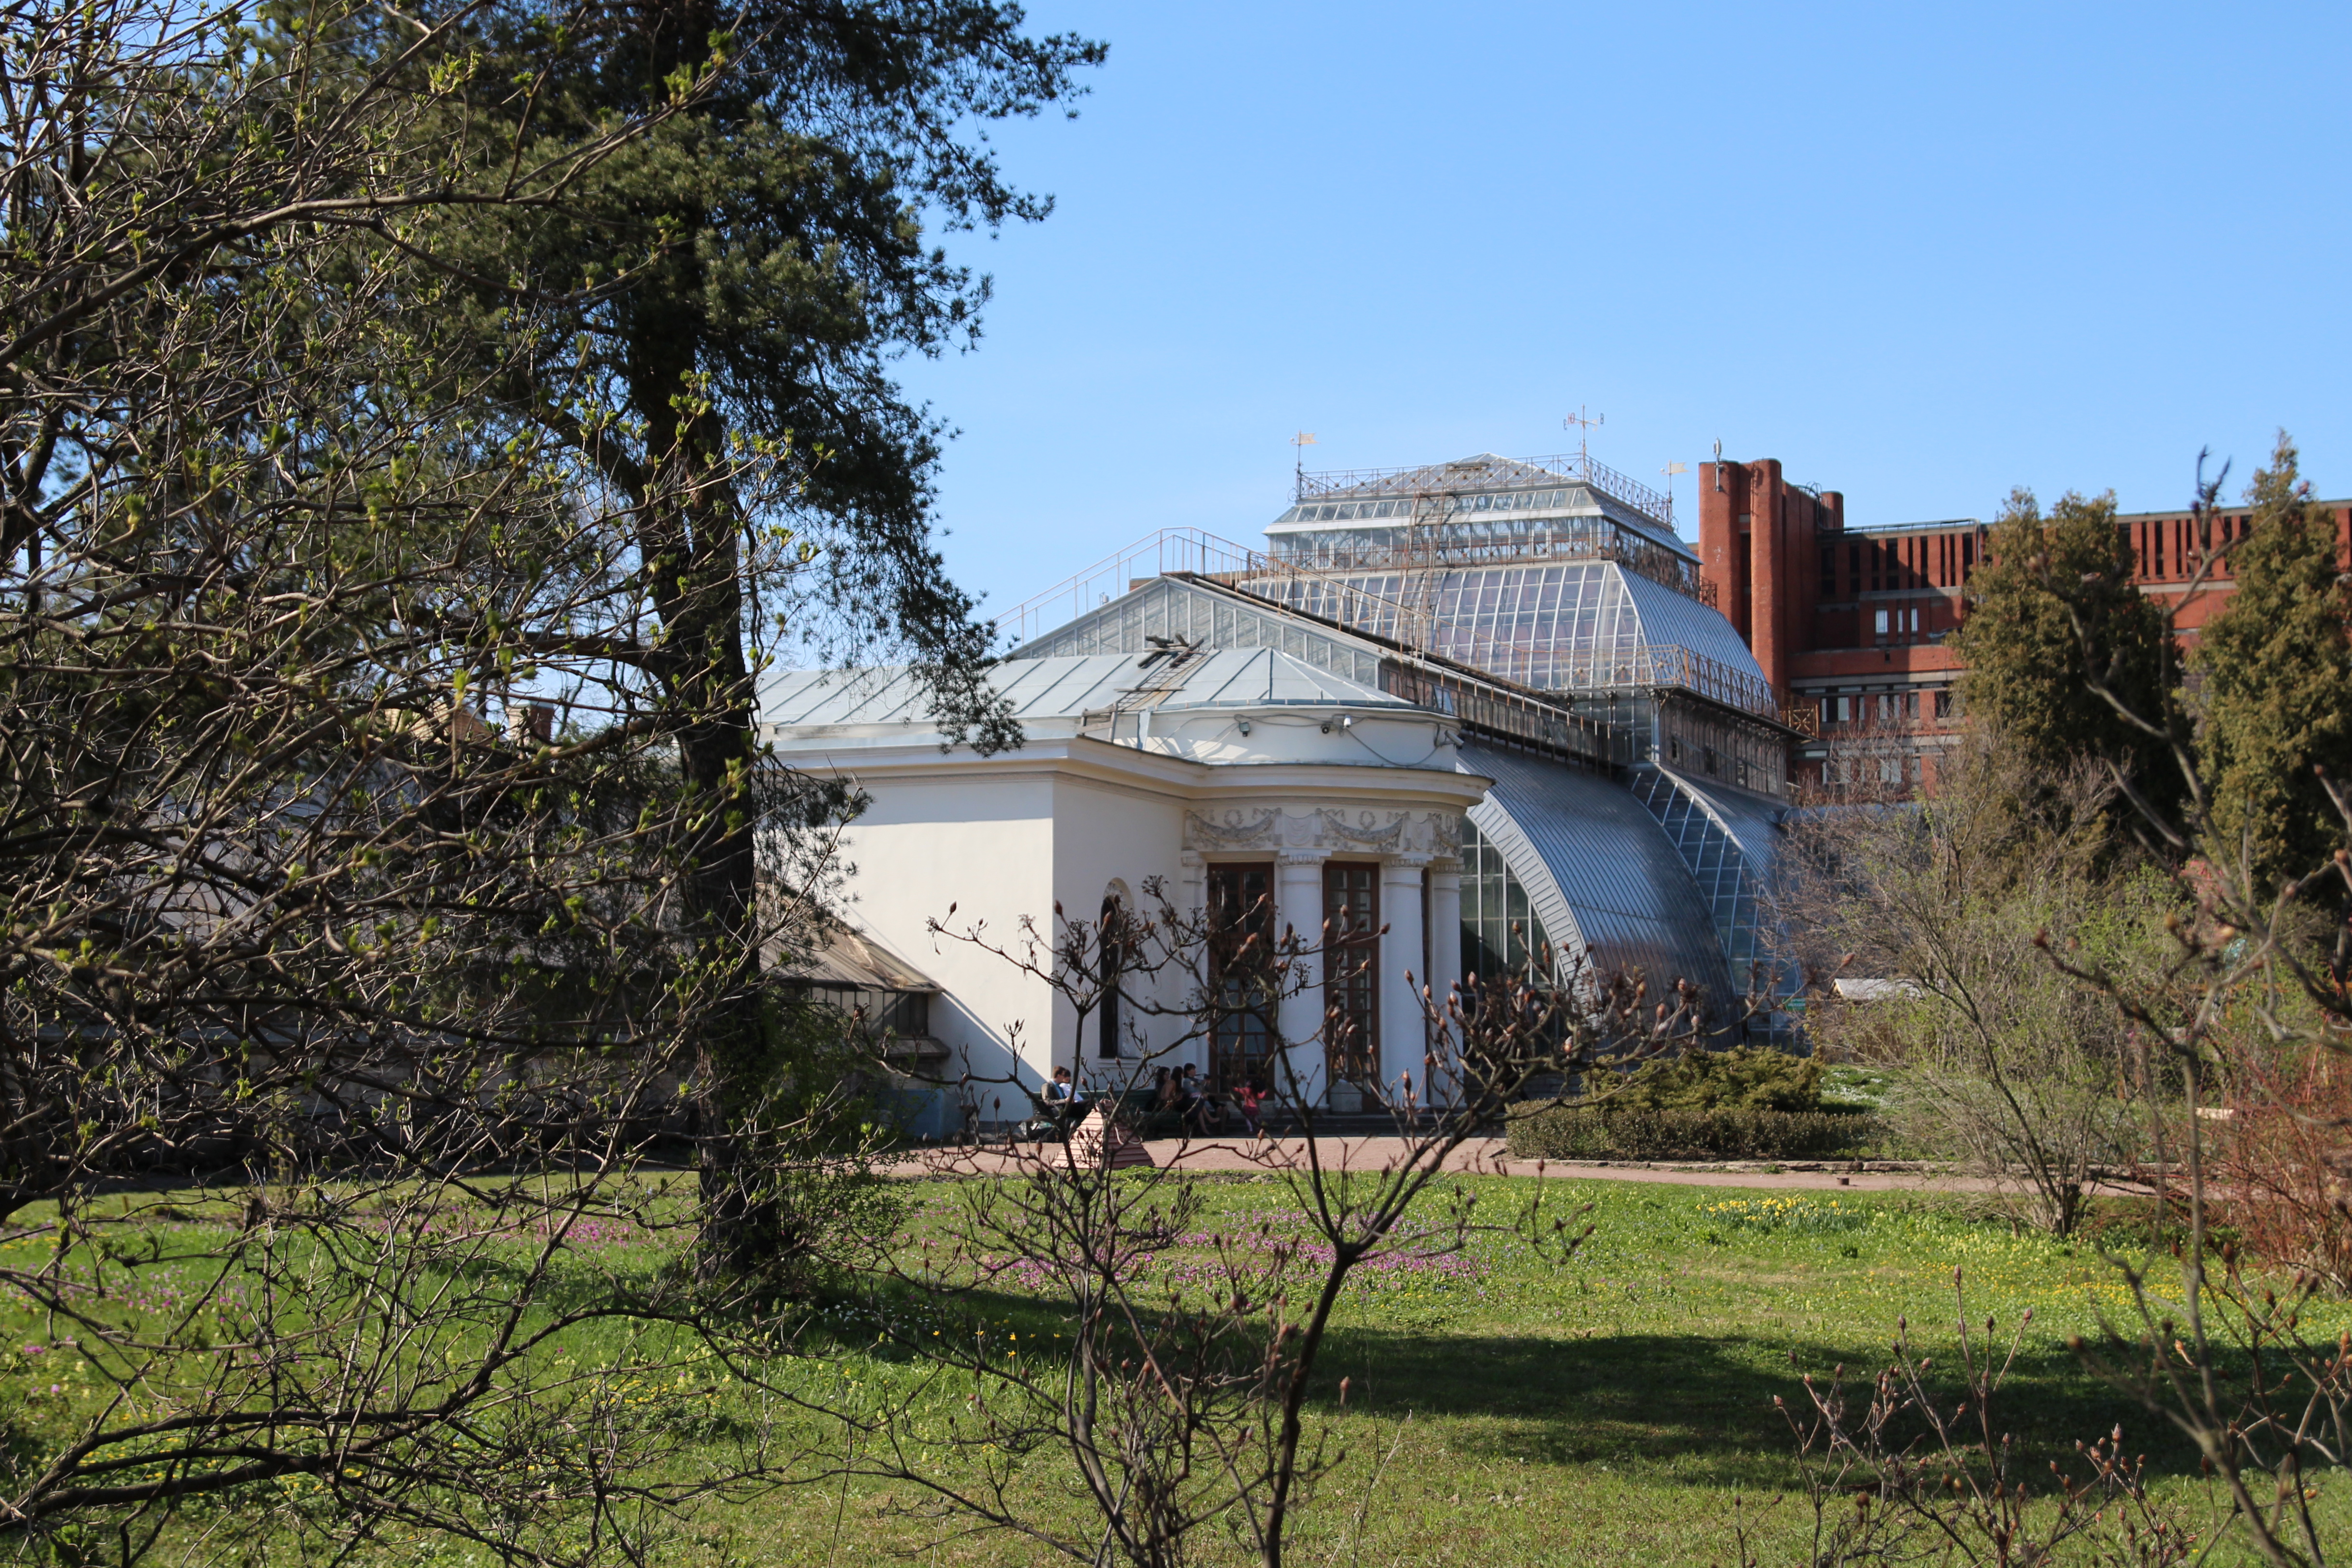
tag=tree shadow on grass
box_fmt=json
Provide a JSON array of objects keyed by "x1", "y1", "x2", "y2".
[
  {"x1": 1306, "y1": 1327, "x2": 2199, "y2": 1491},
  {"x1": 821, "y1": 1280, "x2": 2209, "y2": 1496}
]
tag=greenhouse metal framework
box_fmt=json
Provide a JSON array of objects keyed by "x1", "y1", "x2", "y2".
[{"x1": 1002, "y1": 450, "x2": 1804, "y2": 1034}]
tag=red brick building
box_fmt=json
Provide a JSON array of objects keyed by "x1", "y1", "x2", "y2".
[{"x1": 1698, "y1": 456, "x2": 2352, "y2": 796}]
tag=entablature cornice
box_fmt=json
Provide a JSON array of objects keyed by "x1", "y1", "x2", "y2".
[
  {"x1": 1182, "y1": 803, "x2": 1465, "y2": 859},
  {"x1": 771, "y1": 737, "x2": 1492, "y2": 815}
]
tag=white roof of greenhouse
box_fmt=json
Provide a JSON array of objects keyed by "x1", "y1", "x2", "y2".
[{"x1": 761, "y1": 648, "x2": 1430, "y2": 736}]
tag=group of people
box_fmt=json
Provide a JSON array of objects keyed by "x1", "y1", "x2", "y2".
[{"x1": 1040, "y1": 1062, "x2": 1269, "y2": 1139}]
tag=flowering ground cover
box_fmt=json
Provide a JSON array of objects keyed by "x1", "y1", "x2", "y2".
[{"x1": 753, "y1": 1175, "x2": 2351, "y2": 1567}]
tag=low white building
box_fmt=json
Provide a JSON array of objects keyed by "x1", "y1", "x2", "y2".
[
  {"x1": 764, "y1": 451, "x2": 1808, "y2": 1120},
  {"x1": 760, "y1": 647, "x2": 1490, "y2": 1109}
]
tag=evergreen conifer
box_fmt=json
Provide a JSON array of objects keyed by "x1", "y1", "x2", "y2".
[
  {"x1": 2193, "y1": 433, "x2": 2352, "y2": 890},
  {"x1": 1953, "y1": 487, "x2": 2179, "y2": 825}
]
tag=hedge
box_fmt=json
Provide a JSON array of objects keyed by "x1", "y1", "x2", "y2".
[{"x1": 1502, "y1": 1100, "x2": 1882, "y2": 1162}]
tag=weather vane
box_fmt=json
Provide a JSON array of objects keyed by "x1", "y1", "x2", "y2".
[
  {"x1": 1661, "y1": 460, "x2": 1688, "y2": 527},
  {"x1": 1563, "y1": 406, "x2": 1604, "y2": 465},
  {"x1": 1291, "y1": 431, "x2": 1317, "y2": 499}
]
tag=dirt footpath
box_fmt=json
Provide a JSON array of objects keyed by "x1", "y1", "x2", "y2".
[{"x1": 887, "y1": 1136, "x2": 2153, "y2": 1197}]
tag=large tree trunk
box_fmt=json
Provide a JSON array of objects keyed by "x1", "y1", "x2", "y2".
[{"x1": 625, "y1": 314, "x2": 777, "y2": 1276}]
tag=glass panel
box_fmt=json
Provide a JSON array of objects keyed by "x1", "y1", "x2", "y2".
[{"x1": 1458, "y1": 821, "x2": 1552, "y2": 984}]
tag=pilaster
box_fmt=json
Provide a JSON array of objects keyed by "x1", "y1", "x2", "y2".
[
  {"x1": 1423, "y1": 857, "x2": 1463, "y2": 1105},
  {"x1": 1273, "y1": 848, "x2": 1330, "y2": 1109}
]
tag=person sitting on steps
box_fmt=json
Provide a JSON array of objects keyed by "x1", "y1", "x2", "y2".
[
  {"x1": 1230, "y1": 1076, "x2": 1266, "y2": 1139},
  {"x1": 1041, "y1": 1064, "x2": 1083, "y2": 1139}
]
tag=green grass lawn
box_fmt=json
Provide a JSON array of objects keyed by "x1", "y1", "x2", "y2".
[
  {"x1": 737, "y1": 1176, "x2": 2350, "y2": 1567},
  {"x1": 0, "y1": 1176, "x2": 2341, "y2": 1567}
]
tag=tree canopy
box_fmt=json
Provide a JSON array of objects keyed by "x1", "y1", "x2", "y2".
[
  {"x1": 372, "y1": 0, "x2": 1103, "y2": 1267},
  {"x1": 1952, "y1": 487, "x2": 2181, "y2": 831},
  {"x1": 2193, "y1": 432, "x2": 2352, "y2": 892},
  {"x1": 0, "y1": 0, "x2": 1102, "y2": 1543}
]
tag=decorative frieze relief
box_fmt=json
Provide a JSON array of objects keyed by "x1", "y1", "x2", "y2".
[
  {"x1": 1182, "y1": 807, "x2": 1282, "y2": 849},
  {"x1": 1182, "y1": 804, "x2": 1463, "y2": 858}
]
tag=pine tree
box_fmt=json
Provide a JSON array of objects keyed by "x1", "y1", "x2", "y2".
[
  {"x1": 1954, "y1": 487, "x2": 2180, "y2": 824},
  {"x1": 373, "y1": 0, "x2": 1104, "y2": 1271},
  {"x1": 2193, "y1": 433, "x2": 2352, "y2": 891}
]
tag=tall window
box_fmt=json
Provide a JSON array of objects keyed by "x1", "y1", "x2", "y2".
[
  {"x1": 1460, "y1": 820, "x2": 1553, "y2": 982},
  {"x1": 1323, "y1": 863, "x2": 1379, "y2": 1084},
  {"x1": 1096, "y1": 894, "x2": 1124, "y2": 1058},
  {"x1": 1206, "y1": 863, "x2": 1275, "y2": 1089}
]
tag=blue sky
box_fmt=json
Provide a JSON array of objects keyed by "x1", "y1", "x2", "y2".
[{"x1": 891, "y1": 0, "x2": 2352, "y2": 635}]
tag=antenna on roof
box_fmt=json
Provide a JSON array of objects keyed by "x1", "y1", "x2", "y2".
[
  {"x1": 1291, "y1": 432, "x2": 1317, "y2": 501},
  {"x1": 1563, "y1": 406, "x2": 1604, "y2": 464},
  {"x1": 1660, "y1": 461, "x2": 1688, "y2": 528}
]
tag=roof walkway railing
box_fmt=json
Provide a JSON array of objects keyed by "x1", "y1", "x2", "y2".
[{"x1": 1295, "y1": 451, "x2": 1676, "y2": 527}]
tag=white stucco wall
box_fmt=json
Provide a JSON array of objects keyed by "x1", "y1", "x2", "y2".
[
  {"x1": 766, "y1": 660, "x2": 1494, "y2": 1117},
  {"x1": 828, "y1": 770, "x2": 1058, "y2": 1095},
  {"x1": 1048, "y1": 769, "x2": 1193, "y2": 1079}
]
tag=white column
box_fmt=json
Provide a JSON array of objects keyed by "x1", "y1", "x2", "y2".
[
  {"x1": 1423, "y1": 858, "x2": 1463, "y2": 1107},
  {"x1": 1379, "y1": 855, "x2": 1430, "y2": 1108},
  {"x1": 1273, "y1": 849, "x2": 1329, "y2": 1109}
]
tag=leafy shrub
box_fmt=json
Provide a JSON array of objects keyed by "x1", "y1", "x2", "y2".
[
  {"x1": 1600, "y1": 1046, "x2": 1823, "y2": 1113},
  {"x1": 1503, "y1": 1102, "x2": 1879, "y2": 1162},
  {"x1": 2212, "y1": 1049, "x2": 2352, "y2": 1292}
]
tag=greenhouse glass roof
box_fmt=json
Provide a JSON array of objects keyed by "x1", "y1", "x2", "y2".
[
  {"x1": 1461, "y1": 742, "x2": 1736, "y2": 1011},
  {"x1": 1271, "y1": 452, "x2": 1691, "y2": 560},
  {"x1": 1244, "y1": 559, "x2": 1775, "y2": 715}
]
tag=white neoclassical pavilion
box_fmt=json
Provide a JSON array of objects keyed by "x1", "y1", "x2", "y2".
[{"x1": 760, "y1": 647, "x2": 1491, "y2": 1111}]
